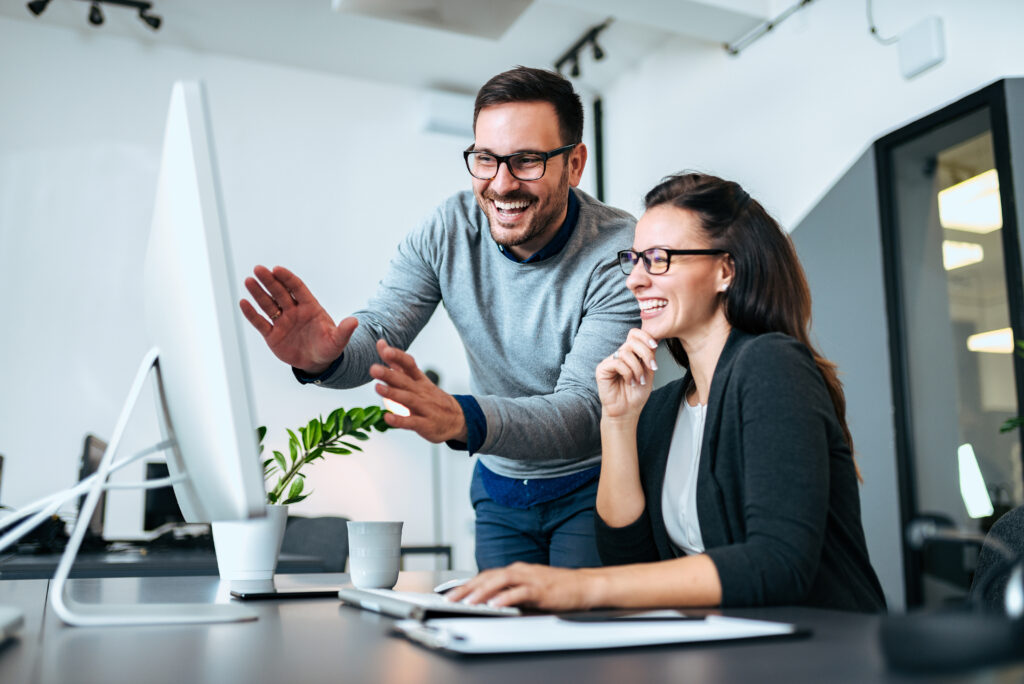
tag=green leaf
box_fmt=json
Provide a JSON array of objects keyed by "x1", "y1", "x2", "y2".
[
  {"x1": 273, "y1": 450, "x2": 287, "y2": 472},
  {"x1": 288, "y1": 477, "x2": 304, "y2": 501},
  {"x1": 267, "y1": 489, "x2": 280, "y2": 504},
  {"x1": 1000, "y1": 417, "x2": 1024, "y2": 433},
  {"x1": 342, "y1": 413, "x2": 353, "y2": 434},
  {"x1": 262, "y1": 458, "x2": 274, "y2": 470},
  {"x1": 311, "y1": 418, "x2": 323, "y2": 446},
  {"x1": 286, "y1": 428, "x2": 300, "y2": 447},
  {"x1": 350, "y1": 430, "x2": 370, "y2": 441},
  {"x1": 339, "y1": 441, "x2": 362, "y2": 452},
  {"x1": 363, "y1": 406, "x2": 381, "y2": 425},
  {"x1": 282, "y1": 493, "x2": 310, "y2": 505},
  {"x1": 257, "y1": 426, "x2": 267, "y2": 444},
  {"x1": 349, "y1": 407, "x2": 366, "y2": 430},
  {"x1": 324, "y1": 447, "x2": 352, "y2": 455},
  {"x1": 289, "y1": 439, "x2": 298, "y2": 463}
]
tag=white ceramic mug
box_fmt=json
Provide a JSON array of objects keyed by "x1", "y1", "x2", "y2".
[{"x1": 347, "y1": 521, "x2": 403, "y2": 589}]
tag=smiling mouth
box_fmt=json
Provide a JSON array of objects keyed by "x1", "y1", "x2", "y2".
[
  {"x1": 491, "y1": 198, "x2": 532, "y2": 221},
  {"x1": 639, "y1": 299, "x2": 668, "y2": 313}
]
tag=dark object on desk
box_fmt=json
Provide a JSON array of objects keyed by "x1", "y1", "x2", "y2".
[
  {"x1": 2, "y1": 514, "x2": 70, "y2": 555},
  {"x1": 145, "y1": 528, "x2": 214, "y2": 551},
  {"x1": 880, "y1": 609, "x2": 1024, "y2": 672},
  {"x1": 77, "y1": 434, "x2": 109, "y2": 539},
  {"x1": 231, "y1": 588, "x2": 340, "y2": 600},
  {"x1": 281, "y1": 516, "x2": 350, "y2": 572}
]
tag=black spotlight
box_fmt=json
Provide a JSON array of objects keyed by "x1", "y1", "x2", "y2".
[
  {"x1": 88, "y1": 2, "x2": 103, "y2": 25},
  {"x1": 592, "y1": 40, "x2": 605, "y2": 61},
  {"x1": 570, "y1": 56, "x2": 581, "y2": 78},
  {"x1": 27, "y1": 0, "x2": 50, "y2": 16},
  {"x1": 139, "y1": 9, "x2": 161, "y2": 30}
]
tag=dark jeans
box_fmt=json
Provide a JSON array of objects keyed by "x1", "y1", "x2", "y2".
[{"x1": 470, "y1": 464, "x2": 602, "y2": 571}]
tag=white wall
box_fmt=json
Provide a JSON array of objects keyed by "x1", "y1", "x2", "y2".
[
  {"x1": 602, "y1": 0, "x2": 1024, "y2": 226},
  {"x1": 0, "y1": 18, "x2": 481, "y2": 568},
  {"x1": 601, "y1": 0, "x2": 1024, "y2": 606}
]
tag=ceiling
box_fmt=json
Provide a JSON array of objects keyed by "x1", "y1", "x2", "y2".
[{"x1": 5, "y1": 0, "x2": 773, "y2": 94}]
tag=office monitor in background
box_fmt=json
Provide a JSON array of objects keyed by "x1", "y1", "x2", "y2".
[{"x1": 47, "y1": 80, "x2": 267, "y2": 627}]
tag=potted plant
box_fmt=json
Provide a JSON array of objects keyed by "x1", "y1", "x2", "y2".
[{"x1": 213, "y1": 405, "x2": 390, "y2": 583}]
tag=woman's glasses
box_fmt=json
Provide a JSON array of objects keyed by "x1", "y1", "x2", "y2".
[{"x1": 617, "y1": 248, "x2": 729, "y2": 275}]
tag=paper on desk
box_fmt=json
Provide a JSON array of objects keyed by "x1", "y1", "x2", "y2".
[{"x1": 393, "y1": 613, "x2": 799, "y2": 655}]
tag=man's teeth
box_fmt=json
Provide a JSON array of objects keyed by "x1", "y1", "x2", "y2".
[
  {"x1": 639, "y1": 299, "x2": 668, "y2": 312},
  {"x1": 494, "y1": 199, "x2": 530, "y2": 211}
]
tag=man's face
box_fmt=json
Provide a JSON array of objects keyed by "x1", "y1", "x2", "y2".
[{"x1": 471, "y1": 101, "x2": 586, "y2": 260}]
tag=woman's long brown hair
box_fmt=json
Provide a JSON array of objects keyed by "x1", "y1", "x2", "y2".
[{"x1": 644, "y1": 172, "x2": 857, "y2": 469}]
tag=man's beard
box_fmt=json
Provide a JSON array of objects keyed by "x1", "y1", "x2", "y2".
[{"x1": 483, "y1": 166, "x2": 570, "y2": 249}]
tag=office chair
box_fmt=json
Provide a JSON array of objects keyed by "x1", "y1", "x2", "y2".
[{"x1": 280, "y1": 516, "x2": 350, "y2": 573}]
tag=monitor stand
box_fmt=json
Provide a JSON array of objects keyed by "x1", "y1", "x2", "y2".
[{"x1": 46, "y1": 348, "x2": 257, "y2": 627}]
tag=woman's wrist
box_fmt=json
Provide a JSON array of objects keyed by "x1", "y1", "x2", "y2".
[{"x1": 600, "y1": 412, "x2": 641, "y2": 430}]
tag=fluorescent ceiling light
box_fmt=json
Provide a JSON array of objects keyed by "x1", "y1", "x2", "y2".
[
  {"x1": 942, "y1": 240, "x2": 984, "y2": 270},
  {"x1": 958, "y1": 443, "x2": 994, "y2": 519},
  {"x1": 938, "y1": 169, "x2": 1002, "y2": 234},
  {"x1": 967, "y1": 327, "x2": 1014, "y2": 354}
]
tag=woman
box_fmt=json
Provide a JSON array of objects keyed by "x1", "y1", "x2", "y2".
[{"x1": 448, "y1": 172, "x2": 886, "y2": 613}]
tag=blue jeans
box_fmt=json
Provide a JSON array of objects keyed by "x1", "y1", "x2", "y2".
[{"x1": 470, "y1": 465, "x2": 602, "y2": 570}]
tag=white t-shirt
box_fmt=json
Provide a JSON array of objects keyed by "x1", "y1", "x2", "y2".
[{"x1": 661, "y1": 397, "x2": 707, "y2": 556}]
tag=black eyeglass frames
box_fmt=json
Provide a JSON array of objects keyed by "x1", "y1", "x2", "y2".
[
  {"x1": 617, "y1": 248, "x2": 729, "y2": 275},
  {"x1": 463, "y1": 143, "x2": 577, "y2": 181}
]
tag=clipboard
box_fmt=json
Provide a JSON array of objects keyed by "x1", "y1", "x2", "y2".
[{"x1": 393, "y1": 612, "x2": 806, "y2": 655}]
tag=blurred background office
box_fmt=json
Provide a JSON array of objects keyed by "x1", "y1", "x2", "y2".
[{"x1": 2, "y1": 0, "x2": 1023, "y2": 611}]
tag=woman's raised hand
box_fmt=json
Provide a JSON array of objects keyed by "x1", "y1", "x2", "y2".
[{"x1": 596, "y1": 328, "x2": 659, "y2": 420}]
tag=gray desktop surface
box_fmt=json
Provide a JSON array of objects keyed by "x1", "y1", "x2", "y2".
[
  {"x1": 0, "y1": 550, "x2": 325, "y2": 580},
  {"x1": 3, "y1": 572, "x2": 1023, "y2": 684}
]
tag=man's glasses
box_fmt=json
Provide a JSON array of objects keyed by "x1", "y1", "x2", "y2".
[
  {"x1": 617, "y1": 248, "x2": 729, "y2": 275},
  {"x1": 463, "y1": 143, "x2": 577, "y2": 181}
]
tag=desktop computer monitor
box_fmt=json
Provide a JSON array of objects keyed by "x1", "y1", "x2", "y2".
[
  {"x1": 142, "y1": 80, "x2": 266, "y2": 525},
  {"x1": 48, "y1": 81, "x2": 267, "y2": 626}
]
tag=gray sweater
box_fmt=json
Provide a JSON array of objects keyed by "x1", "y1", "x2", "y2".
[{"x1": 320, "y1": 188, "x2": 639, "y2": 479}]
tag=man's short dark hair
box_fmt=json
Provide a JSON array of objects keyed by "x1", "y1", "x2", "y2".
[{"x1": 473, "y1": 66, "x2": 584, "y2": 146}]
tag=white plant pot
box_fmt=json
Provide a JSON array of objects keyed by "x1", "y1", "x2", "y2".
[{"x1": 212, "y1": 504, "x2": 288, "y2": 582}]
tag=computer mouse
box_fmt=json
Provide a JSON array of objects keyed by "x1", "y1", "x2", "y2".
[{"x1": 433, "y1": 577, "x2": 471, "y2": 594}]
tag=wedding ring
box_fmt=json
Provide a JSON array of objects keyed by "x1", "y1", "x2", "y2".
[
  {"x1": 612, "y1": 351, "x2": 620, "y2": 360},
  {"x1": 271, "y1": 308, "x2": 283, "y2": 320}
]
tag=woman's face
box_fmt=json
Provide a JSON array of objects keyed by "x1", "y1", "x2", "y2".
[{"x1": 626, "y1": 205, "x2": 733, "y2": 342}]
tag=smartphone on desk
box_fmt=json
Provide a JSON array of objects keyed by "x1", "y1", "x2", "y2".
[{"x1": 230, "y1": 588, "x2": 340, "y2": 600}]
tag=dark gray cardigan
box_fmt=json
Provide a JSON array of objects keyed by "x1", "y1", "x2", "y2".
[{"x1": 596, "y1": 329, "x2": 886, "y2": 613}]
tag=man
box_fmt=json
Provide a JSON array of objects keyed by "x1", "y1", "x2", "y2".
[{"x1": 240, "y1": 66, "x2": 638, "y2": 570}]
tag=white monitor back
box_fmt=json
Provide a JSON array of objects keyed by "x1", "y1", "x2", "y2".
[{"x1": 143, "y1": 81, "x2": 265, "y2": 523}]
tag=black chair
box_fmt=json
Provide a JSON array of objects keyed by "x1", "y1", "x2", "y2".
[
  {"x1": 280, "y1": 516, "x2": 350, "y2": 573},
  {"x1": 971, "y1": 504, "x2": 1024, "y2": 611}
]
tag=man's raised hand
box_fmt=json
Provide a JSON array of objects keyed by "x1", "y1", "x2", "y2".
[{"x1": 239, "y1": 265, "x2": 357, "y2": 375}]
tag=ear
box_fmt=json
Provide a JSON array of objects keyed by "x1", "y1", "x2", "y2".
[
  {"x1": 717, "y1": 254, "x2": 735, "y2": 293},
  {"x1": 567, "y1": 143, "x2": 588, "y2": 186}
]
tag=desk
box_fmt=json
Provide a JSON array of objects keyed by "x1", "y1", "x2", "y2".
[
  {"x1": 3, "y1": 572, "x2": 1024, "y2": 684},
  {"x1": 0, "y1": 550, "x2": 325, "y2": 580}
]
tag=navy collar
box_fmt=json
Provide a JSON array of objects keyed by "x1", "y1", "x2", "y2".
[{"x1": 497, "y1": 189, "x2": 580, "y2": 264}]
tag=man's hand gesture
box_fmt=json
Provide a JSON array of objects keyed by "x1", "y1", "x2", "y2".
[{"x1": 239, "y1": 265, "x2": 357, "y2": 376}]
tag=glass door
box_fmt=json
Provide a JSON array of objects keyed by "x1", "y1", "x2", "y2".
[{"x1": 878, "y1": 86, "x2": 1024, "y2": 607}]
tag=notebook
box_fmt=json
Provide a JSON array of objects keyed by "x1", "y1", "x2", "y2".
[
  {"x1": 338, "y1": 587, "x2": 520, "y2": 620},
  {"x1": 393, "y1": 612, "x2": 805, "y2": 654}
]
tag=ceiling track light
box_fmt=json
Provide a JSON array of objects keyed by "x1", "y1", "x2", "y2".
[
  {"x1": 28, "y1": 0, "x2": 162, "y2": 31},
  {"x1": 555, "y1": 17, "x2": 613, "y2": 80}
]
